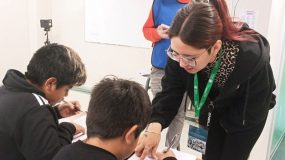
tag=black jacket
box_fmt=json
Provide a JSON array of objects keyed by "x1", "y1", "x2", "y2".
[
  {"x1": 52, "y1": 141, "x2": 118, "y2": 160},
  {"x1": 151, "y1": 33, "x2": 276, "y2": 133},
  {"x1": 0, "y1": 70, "x2": 76, "y2": 160}
]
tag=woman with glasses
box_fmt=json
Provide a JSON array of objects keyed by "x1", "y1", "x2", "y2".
[{"x1": 135, "y1": 0, "x2": 276, "y2": 160}]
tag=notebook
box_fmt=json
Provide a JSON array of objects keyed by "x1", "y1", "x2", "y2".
[{"x1": 128, "y1": 149, "x2": 197, "y2": 160}]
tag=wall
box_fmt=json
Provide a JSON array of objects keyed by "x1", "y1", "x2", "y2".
[
  {"x1": 0, "y1": 0, "x2": 32, "y2": 81},
  {"x1": 85, "y1": 0, "x2": 152, "y2": 48},
  {"x1": 267, "y1": 0, "x2": 285, "y2": 157},
  {"x1": 0, "y1": 0, "x2": 53, "y2": 83},
  {"x1": 227, "y1": 0, "x2": 272, "y2": 35},
  {"x1": 51, "y1": 0, "x2": 152, "y2": 88},
  {"x1": 271, "y1": 58, "x2": 285, "y2": 156}
]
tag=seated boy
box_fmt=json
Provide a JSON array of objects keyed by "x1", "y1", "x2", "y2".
[
  {"x1": 0, "y1": 43, "x2": 87, "y2": 160},
  {"x1": 53, "y1": 77, "x2": 177, "y2": 160}
]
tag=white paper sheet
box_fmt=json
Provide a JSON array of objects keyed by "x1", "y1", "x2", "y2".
[
  {"x1": 128, "y1": 149, "x2": 197, "y2": 160},
  {"x1": 58, "y1": 112, "x2": 87, "y2": 142}
]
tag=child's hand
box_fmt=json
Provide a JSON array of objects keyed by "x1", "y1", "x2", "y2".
[
  {"x1": 156, "y1": 24, "x2": 169, "y2": 39},
  {"x1": 71, "y1": 122, "x2": 85, "y2": 135},
  {"x1": 157, "y1": 150, "x2": 176, "y2": 160},
  {"x1": 57, "y1": 100, "x2": 81, "y2": 117}
]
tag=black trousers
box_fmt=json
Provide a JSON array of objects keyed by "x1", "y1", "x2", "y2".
[{"x1": 204, "y1": 111, "x2": 267, "y2": 160}]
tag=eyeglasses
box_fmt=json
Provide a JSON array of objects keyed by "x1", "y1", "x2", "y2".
[{"x1": 166, "y1": 46, "x2": 212, "y2": 67}]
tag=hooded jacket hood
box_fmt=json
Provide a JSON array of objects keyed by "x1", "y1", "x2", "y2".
[
  {"x1": 216, "y1": 31, "x2": 271, "y2": 101},
  {"x1": 2, "y1": 69, "x2": 44, "y2": 97},
  {"x1": 231, "y1": 35, "x2": 269, "y2": 83}
]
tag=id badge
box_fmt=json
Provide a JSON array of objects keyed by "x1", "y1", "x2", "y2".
[
  {"x1": 186, "y1": 102, "x2": 213, "y2": 155},
  {"x1": 187, "y1": 118, "x2": 208, "y2": 154}
]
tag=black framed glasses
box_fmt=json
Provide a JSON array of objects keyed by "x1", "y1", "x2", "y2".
[{"x1": 166, "y1": 46, "x2": 211, "y2": 67}]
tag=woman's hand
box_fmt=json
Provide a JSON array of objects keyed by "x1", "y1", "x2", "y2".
[
  {"x1": 135, "y1": 123, "x2": 162, "y2": 160},
  {"x1": 57, "y1": 100, "x2": 81, "y2": 118},
  {"x1": 157, "y1": 150, "x2": 176, "y2": 160}
]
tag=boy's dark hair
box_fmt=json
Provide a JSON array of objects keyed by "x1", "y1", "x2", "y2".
[
  {"x1": 25, "y1": 43, "x2": 86, "y2": 88},
  {"x1": 86, "y1": 77, "x2": 151, "y2": 139}
]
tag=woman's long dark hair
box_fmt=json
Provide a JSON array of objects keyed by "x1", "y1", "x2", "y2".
[{"x1": 169, "y1": 0, "x2": 256, "y2": 49}]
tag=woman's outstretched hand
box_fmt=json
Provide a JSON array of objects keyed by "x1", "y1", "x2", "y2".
[{"x1": 135, "y1": 123, "x2": 162, "y2": 160}]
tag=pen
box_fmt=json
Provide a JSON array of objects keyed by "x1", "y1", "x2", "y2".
[{"x1": 163, "y1": 134, "x2": 179, "y2": 153}]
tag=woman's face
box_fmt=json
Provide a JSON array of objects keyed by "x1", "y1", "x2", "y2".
[{"x1": 170, "y1": 37, "x2": 221, "y2": 74}]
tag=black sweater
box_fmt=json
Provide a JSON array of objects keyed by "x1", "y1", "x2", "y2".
[
  {"x1": 0, "y1": 70, "x2": 76, "y2": 160},
  {"x1": 151, "y1": 32, "x2": 276, "y2": 133}
]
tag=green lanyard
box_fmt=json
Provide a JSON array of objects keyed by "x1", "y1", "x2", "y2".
[{"x1": 193, "y1": 52, "x2": 223, "y2": 117}]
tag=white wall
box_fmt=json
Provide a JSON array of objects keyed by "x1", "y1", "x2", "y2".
[
  {"x1": 50, "y1": 0, "x2": 152, "y2": 88},
  {"x1": 227, "y1": 0, "x2": 272, "y2": 35},
  {"x1": 0, "y1": 0, "x2": 53, "y2": 83},
  {"x1": 0, "y1": 0, "x2": 32, "y2": 81}
]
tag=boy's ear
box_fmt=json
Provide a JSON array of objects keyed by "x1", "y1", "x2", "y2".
[
  {"x1": 43, "y1": 77, "x2": 57, "y2": 92},
  {"x1": 124, "y1": 124, "x2": 139, "y2": 145}
]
